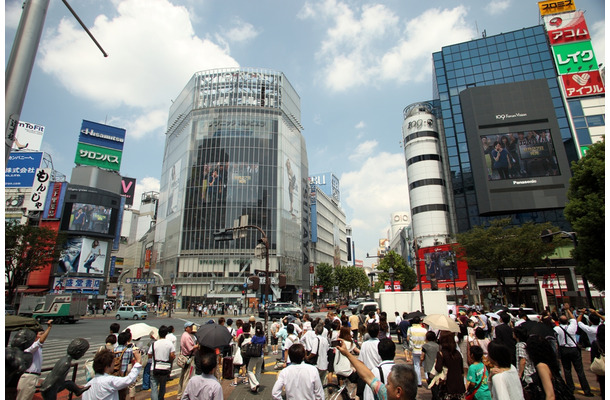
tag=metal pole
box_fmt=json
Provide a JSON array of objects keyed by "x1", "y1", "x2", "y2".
[
  {"x1": 415, "y1": 242, "x2": 425, "y2": 314},
  {"x1": 5, "y1": 0, "x2": 50, "y2": 165}
]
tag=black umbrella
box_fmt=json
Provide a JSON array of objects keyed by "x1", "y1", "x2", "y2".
[
  {"x1": 195, "y1": 323, "x2": 232, "y2": 349},
  {"x1": 406, "y1": 311, "x2": 426, "y2": 320}
]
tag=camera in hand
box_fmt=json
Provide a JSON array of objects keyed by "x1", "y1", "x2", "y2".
[{"x1": 331, "y1": 340, "x2": 341, "y2": 347}]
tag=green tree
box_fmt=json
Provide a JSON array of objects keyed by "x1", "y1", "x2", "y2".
[
  {"x1": 5, "y1": 222, "x2": 63, "y2": 305},
  {"x1": 455, "y1": 218, "x2": 562, "y2": 305},
  {"x1": 377, "y1": 250, "x2": 417, "y2": 291},
  {"x1": 564, "y1": 141, "x2": 605, "y2": 290},
  {"x1": 315, "y1": 263, "x2": 335, "y2": 295},
  {"x1": 335, "y1": 265, "x2": 370, "y2": 297}
]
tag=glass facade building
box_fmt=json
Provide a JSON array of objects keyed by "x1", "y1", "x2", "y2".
[
  {"x1": 155, "y1": 68, "x2": 310, "y2": 306},
  {"x1": 432, "y1": 25, "x2": 577, "y2": 234}
]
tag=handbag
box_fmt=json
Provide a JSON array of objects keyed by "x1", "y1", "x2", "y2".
[
  {"x1": 152, "y1": 342, "x2": 172, "y2": 376},
  {"x1": 176, "y1": 354, "x2": 191, "y2": 368},
  {"x1": 525, "y1": 372, "x2": 575, "y2": 400},
  {"x1": 142, "y1": 362, "x2": 151, "y2": 390},
  {"x1": 465, "y1": 367, "x2": 486, "y2": 400},
  {"x1": 233, "y1": 342, "x2": 243, "y2": 365},
  {"x1": 334, "y1": 350, "x2": 353, "y2": 377},
  {"x1": 591, "y1": 342, "x2": 605, "y2": 376},
  {"x1": 243, "y1": 342, "x2": 263, "y2": 358},
  {"x1": 84, "y1": 359, "x2": 95, "y2": 382}
]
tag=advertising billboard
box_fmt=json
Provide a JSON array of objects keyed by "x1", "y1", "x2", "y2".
[
  {"x1": 552, "y1": 41, "x2": 598, "y2": 75},
  {"x1": 52, "y1": 276, "x2": 103, "y2": 294},
  {"x1": 538, "y1": 0, "x2": 576, "y2": 16},
  {"x1": 23, "y1": 168, "x2": 52, "y2": 212},
  {"x1": 561, "y1": 70, "x2": 605, "y2": 98},
  {"x1": 5, "y1": 152, "x2": 43, "y2": 187},
  {"x1": 120, "y1": 177, "x2": 137, "y2": 206},
  {"x1": 460, "y1": 79, "x2": 572, "y2": 215},
  {"x1": 59, "y1": 185, "x2": 121, "y2": 238},
  {"x1": 57, "y1": 237, "x2": 108, "y2": 275},
  {"x1": 417, "y1": 244, "x2": 468, "y2": 283},
  {"x1": 309, "y1": 172, "x2": 340, "y2": 202},
  {"x1": 12, "y1": 121, "x2": 45, "y2": 151},
  {"x1": 78, "y1": 120, "x2": 126, "y2": 151},
  {"x1": 543, "y1": 11, "x2": 590, "y2": 45},
  {"x1": 43, "y1": 182, "x2": 67, "y2": 219},
  {"x1": 75, "y1": 142, "x2": 123, "y2": 171}
]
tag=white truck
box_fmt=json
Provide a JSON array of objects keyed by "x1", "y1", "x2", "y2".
[
  {"x1": 20, "y1": 294, "x2": 89, "y2": 324},
  {"x1": 377, "y1": 290, "x2": 449, "y2": 316}
]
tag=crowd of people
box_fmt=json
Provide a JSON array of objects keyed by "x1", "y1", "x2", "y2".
[{"x1": 12, "y1": 301, "x2": 604, "y2": 400}]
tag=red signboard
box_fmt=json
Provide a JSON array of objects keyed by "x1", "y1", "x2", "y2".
[
  {"x1": 544, "y1": 11, "x2": 590, "y2": 45},
  {"x1": 417, "y1": 244, "x2": 468, "y2": 283},
  {"x1": 561, "y1": 70, "x2": 605, "y2": 98},
  {"x1": 384, "y1": 281, "x2": 402, "y2": 292}
]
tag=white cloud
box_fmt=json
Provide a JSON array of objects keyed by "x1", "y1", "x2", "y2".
[
  {"x1": 341, "y1": 152, "x2": 409, "y2": 264},
  {"x1": 300, "y1": 1, "x2": 476, "y2": 91},
  {"x1": 348, "y1": 140, "x2": 378, "y2": 161},
  {"x1": 110, "y1": 108, "x2": 169, "y2": 140},
  {"x1": 355, "y1": 121, "x2": 365, "y2": 129},
  {"x1": 5, "y1": 0, "x2": 23, "y2": 29},
  {"x1": 38, "y1": 0, "x2": 238, "y2": 115},
  {"x1": 223, "y1": 18, "x2": 260, "y2": 43},
  {"x1": 590, "y1": 20, "x2": 605, "y2": 65},
  {"x1": 132, "y1": 176, "x2": 161, "y2": 209},
  {"x1": 484, "y1": 1, "x2": 511, "y2": 16}
]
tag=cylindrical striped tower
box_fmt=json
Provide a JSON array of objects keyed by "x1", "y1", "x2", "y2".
[{"x1": 402, "y1": 102, "x2": 451, "y2": 248}]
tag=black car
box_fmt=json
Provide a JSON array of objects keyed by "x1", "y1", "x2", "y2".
[{"x1": 262, "y1": 302, "x2": 303, "y2": 320}]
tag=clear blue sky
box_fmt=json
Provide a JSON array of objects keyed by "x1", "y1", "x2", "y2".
[{"x1": 5, "y1": 0, "x2": 605, "y2": 264}]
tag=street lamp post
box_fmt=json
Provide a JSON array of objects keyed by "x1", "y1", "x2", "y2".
[
  {"x1": 389, "y1": 267, "x2": 395, "y2": 292},
  {"x1": 413, "y1": 240, "x2": 425, "y2": 314}
]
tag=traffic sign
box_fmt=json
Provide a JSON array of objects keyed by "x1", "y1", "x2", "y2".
[{"x1": 124, "y1": 278, "x2": 156, "y2": 284}]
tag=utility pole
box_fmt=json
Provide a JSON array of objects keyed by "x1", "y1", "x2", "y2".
[{"x1": 5, "y1": 0, "x2": 108, "y2": 165}]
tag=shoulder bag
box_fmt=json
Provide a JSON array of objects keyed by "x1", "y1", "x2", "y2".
[
  {"x1": 591, "y1": 342, "x2": 605, "y2": 376},
  {"x1": 152, "y1": 342, "x2": 172, "y2": 376},
  {"x1": 465, "y1": 367, "x2": 486, "y2": 400}
]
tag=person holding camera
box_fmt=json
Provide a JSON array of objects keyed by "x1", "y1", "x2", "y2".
[
  {"x1": 83, "y1": 348, "x2": 142, "y2": 400},
  {"x1": 554, "y1": 303, "x2": 594, "y2": 397}
]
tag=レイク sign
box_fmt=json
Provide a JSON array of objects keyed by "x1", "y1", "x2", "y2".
[{"x1": 552, "y1": 41, "x2": 598, "y2": 75}]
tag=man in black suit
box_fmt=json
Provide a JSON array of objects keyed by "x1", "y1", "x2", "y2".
[{"x1": 493, "y1": 313, "x2": 516, "y2": 365}]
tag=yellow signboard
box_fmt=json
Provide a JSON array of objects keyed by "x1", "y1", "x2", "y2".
[{"x1": 538, "y1": 0, "x2": 576, "y2": 16}]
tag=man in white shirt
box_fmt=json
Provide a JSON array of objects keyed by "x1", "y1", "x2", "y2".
[
  {"x1": 305, "y1": 323, "x2": 330, "y2": 383},
  {"x1": 148, "y1": 325, "x2": 175, "y2": 400},
  {"x1": 272, "y1": 343, "x2": 324, "y2": 400},
  {"x1": 554, "y1": 304, "x2": 593, "y2": 397},
  {"x1": 16, "y1": 320, "x2": 53, "y2": 400},
  {"x1": 357, "y1": 323, "x2": 382, "y2": 399},
  {"x1": 282, "y1": 324, "x2": 300, "y2": 366},
  {"x1": 577, "y1": 308, "x2": 604, "y2": 346},
  {"x1": 165, "y1": 325, "x2": 177, "y2": 350},
  {"x1": 363, "y1": 338, "x2": 396, "y2": 400},
  {"x1": 83, "y1": 348, "x2": 142, "y2": 400}
]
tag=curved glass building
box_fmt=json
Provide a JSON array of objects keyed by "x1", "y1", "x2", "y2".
[{"x1": 155, "y1": 68, "x2": 310, "y2": 307}]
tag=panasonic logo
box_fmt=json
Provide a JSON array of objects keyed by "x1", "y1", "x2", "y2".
[{"x1": 513, "y1": 180, "x2": 537, "y2": 185}]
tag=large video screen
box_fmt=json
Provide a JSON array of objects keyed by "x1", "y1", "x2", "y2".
[
  {"x1": 68, "y1": 203, "x2": 113, "y2": 234},
  {"x1": 480, "y1": 129, "x2": 560, "y2": 181}
]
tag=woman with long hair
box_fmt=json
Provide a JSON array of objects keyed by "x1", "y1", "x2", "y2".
[
  {"x1": 379, "y1": 312, "x2": 390, "y2": 340},
  {"x1": 591, "y1": 324, "x2": 605, "y2": 399},
  {"x1": 525, "y1": 334, "x2": 574, "y2": 400},
  {"x1": 434, "y1": 331, "x2": 465, "y2": 399},
  {"x1": 336, "y1": 327, "x2": 359, "y2": 398}
]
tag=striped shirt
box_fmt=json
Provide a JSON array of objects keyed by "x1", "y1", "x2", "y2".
[{"x1": 407, "y1": 324, "x2": 428, "y2": 355}]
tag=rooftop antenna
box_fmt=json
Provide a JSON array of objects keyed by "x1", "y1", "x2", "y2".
[{"x1": 5, "y1": 0, "x2": 108, "y2": 167}]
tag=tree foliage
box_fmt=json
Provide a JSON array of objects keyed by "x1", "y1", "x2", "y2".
[
  {"x1": 335, "y1": 265, "x2": 370, "y2": 296},
  {"x1": 315, "y1": 263, "x2": 335, "y2": 294},
  {"x1": 5, "y1": 222, "x2": 63, "y2": 305},
  {"x1": 454, "y1": 218, "x2": 562, "y2": 304},
  {"x1": 564, "y1": 141, "x2": 605, "y2": 290},
  {"x1": 377, "y1": 250, "x2": 417, "y2": 291}
]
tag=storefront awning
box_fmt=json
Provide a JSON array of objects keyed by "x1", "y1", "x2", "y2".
[{"x1": 16, "y1": 288, "x2": 47, "y2": 294}]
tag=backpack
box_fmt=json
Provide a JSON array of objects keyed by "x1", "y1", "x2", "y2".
[{"x1": 113, "y1": 347, "x2": 128, "y2": 376}]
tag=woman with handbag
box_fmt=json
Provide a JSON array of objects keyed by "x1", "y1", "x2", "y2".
[
  {"x1": 246, "y1": 322, "x2": 266, "y2": 393},
  {"x1": 334, "y1": 327, "x2": 360, "y2": 397},
  {"x1": 524, "y1": 335, "x2": 575, "y2": 400},
  {"x1": 434, "y1": 331, "x2": 466, "y2": 400},
  {"x1": 590, "y1": 324, "x2": 605, "y2": 399},
  {"x1": 465, "y1": 345, "x2": 490, "y2": 400}
]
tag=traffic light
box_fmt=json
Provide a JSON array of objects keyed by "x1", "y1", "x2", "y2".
[
  {"x1": 214, "y1": 229, "x2": 234, "y2": 241},
  {"x1": 242, "y1": 290, "x2": 245, "y2": 296},
  {"x1": 249, "y1": 275, "x2": 260, "y2": 291}
]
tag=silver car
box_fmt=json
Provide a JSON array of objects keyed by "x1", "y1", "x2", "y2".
[{"x1": 115, "y1": 306, "x2": 148, "y2": 320}]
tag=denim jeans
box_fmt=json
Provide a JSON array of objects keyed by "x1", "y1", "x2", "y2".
[{"x1": 151, "y1": 373, "x2": 169, "y2": 400}]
